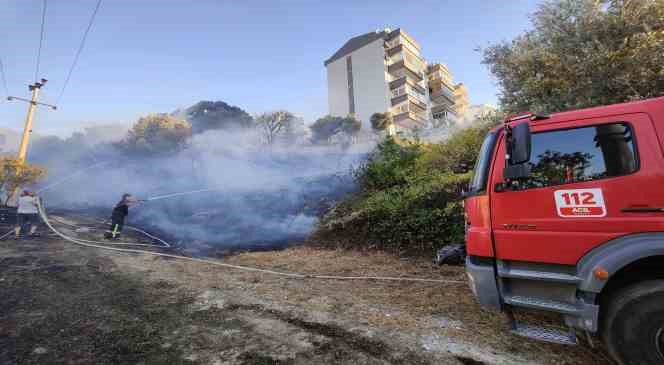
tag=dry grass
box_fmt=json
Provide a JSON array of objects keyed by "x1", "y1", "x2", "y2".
[
  {"x1": 29, "y1": 216, "x2": 615, "y2": 364},
  {"x1": 224, "y1": 246, "x2": 615, "y2": 365}
]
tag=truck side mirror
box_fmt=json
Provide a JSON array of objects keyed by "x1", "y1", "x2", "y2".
[
  {"x1": 509, "y1": 122, "x2": 531, "y2": 164},
  {"x1": 503, "y1": 122, "x2": 532, "y2": 181}
]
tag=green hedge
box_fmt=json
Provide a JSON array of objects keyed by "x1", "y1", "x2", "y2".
[{"x1": 316, "y1": 120, "x2": 498, "y2": 256}]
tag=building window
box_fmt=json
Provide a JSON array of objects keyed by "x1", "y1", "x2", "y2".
[
  {"x1": 513, "y1": 123, "x2": 638, "y2": 190},
  {"x1": 392, "y1": 86, "x2": 405, "y2": 98},
  {"x1": 433, "y1": 111, "x2": 448, "y2": 120},
  {"x1": 346, "y1": 56, "x2": 354, "y2": 115},
  {"x1": 395, "y1": 103, "x2": 409, "y2": 113}
]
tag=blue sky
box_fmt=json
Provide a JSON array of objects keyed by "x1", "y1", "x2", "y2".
[{"x1": 0, "y1": 0, "x2": 541, "y2": 136}]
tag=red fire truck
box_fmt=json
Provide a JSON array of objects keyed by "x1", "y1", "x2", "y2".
[{"x1": 464, "y1": 97, "x2": 664, "y2": 364}]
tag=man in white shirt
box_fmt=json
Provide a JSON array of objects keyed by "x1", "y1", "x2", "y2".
[{"x1": 15, "y1": 190, "x2": 40, "y2": 238}]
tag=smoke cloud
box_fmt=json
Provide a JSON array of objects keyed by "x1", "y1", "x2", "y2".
[{"x1": 33, "y1": 127, "x2": 372, "y2": 255}]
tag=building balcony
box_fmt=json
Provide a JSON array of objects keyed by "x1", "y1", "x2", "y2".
[
  {"x1": 385, "y1": 43, "x2": 425, "y2": 62},
  {"x1": 427, "y1": 63, "x2": 451, "y2": 76},
  {"x1": 391, "y1": 94, "x2": 428, "y2": 112},
  {"x1": 431, "y1": 103, "x2": 457, "y2": 115},
  {"x1": 428, "y1": 76, "x2": 455, "y2": 90},
  {"x1": 430, "y1": 86, "x2": 455, "y2": 105},
  {"x1": 385, "y1": 43, "x2": 403, "y2": 57},
  {"x1": 388, "y1": 76, "x2": 426, "y2": 95},
  {"x1": 428, "y1": 76, "x2": 454, "y2": 91},
  {"x1": 393, "y1": 111, "x2": 427, "y2": 129},
  {"x1": 387, "y1": 60, "x2": 424, "y2": 82}
]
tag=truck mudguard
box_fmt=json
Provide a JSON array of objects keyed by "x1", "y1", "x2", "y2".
[{"x1": 577, "y1": 233, "x2": 664, "y2": 293}]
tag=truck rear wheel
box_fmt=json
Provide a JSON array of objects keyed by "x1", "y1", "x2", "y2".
[{"x1": 603, "y1": 280, "x2": 664, "y2": 365}]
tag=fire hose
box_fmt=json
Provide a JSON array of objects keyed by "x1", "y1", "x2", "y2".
[
  {"x1": 49, "y1": 215, "x2": 171, "y2": 248},
  {"x1": 37, "y1": 201, "x2": 465, "y2": 284},
  {"x1": 0, "y1": 229, "x2": 13, "y2": 240}
]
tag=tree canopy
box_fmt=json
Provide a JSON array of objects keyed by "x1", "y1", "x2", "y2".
[
  {"x1": 370, "y1": 112, "x2": 393, "y2": 132},
  {"x1": 483, "y1": 0, "x2": 664, "y2": 114},
  {"x1": 310, "y1": 115, "x2": 361, "y2": 143},
  {"x1": 255, "y1": 111, "x2": 301, "y2": 144},
  {"x1": 182, "y1": 101, "x2": 254, "y2": 133},
  {"x1": 0, "y1": 157, "x2": 47, "y2": 205},
  {"x1": 117, "y1": 114, "x2": 192, "y2": 155}
]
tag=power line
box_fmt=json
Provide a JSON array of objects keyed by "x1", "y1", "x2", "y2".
[
  {"x1": 56, "y1": 0, "x2": 102, "y2": 105},
  {"x1": 35, "y1": 0, "x2": 47, "y2": 83},
  {"x1": 0, "y1": 57, "x2": 9, "y2": 97}
]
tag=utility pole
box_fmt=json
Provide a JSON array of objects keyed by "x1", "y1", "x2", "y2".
[
  {"x1": 8, "y1": 79, "x2": 57, "y2": 163},
  {"x1": 5, "y1": 79, "x2": 57, "y2": 205}
]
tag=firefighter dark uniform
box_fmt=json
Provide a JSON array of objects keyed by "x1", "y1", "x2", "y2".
[{"x1": 105, "y1": 201, "x2": 129, "y2": 239}]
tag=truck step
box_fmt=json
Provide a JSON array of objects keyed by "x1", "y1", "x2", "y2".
[
  {"x1": 497, "y1": 267, "x2": 580, "y2": 284},
  {"x1": 511, "y1": 322, "x2": 578, "y2": 345},
  {"x1": 504, "y1": 295, "x2": 581, "y2": 315}
]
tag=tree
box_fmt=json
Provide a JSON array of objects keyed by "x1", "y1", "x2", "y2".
[
  {"x1": 482, "y1": 0, "x2": 664, "y2": 114},
  {"x1": 181, "y1": 101, "x2": 254, "y2": 133},
  {"x1": 117, "y1": 114, "x2": 192, "y2": 155},
  {"x1": 255, "y1": 111, "x2": 300, "y2": 144},
  {"x1": 310, "y1": 115, "x2": 362, "y2": 143},
  {"x1": 0, "y1": 157, "x2": 47, "y2": 205},
  {"x1": 370, "y1": 112, "x2": 393, "y2": 132}
]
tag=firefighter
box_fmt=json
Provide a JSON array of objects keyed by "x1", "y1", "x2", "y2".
[
  {"x1": 14, "y1": 190, "x2": 40, "y2": 238},
  {"x1": 105, "y1": 194, "x2": 141, "y2": 240}
]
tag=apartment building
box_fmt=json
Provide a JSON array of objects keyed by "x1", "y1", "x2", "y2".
[{"x1": 325, "y1": 28, "x2": 468, "y2": 132}]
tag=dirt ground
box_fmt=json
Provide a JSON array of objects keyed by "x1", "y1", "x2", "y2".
[{"x1": 0, "y1": 216, "x2": 616, "y2": 364}]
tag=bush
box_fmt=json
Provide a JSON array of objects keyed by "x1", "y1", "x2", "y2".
[
  {"x1": 316, "y1": 124, "x2": 493, "y2": 255},
  {"x1": 355, "y1": 137, "x2": 421, "y2": 191},
  {"x1": 117, "y1": 114, "x2": 192, "y2": 156},
  {"x1": 310, "y1": 115, "x2": 361, "y2": 143}
]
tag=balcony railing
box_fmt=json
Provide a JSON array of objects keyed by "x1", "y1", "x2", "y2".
[
  {"x1": 430, "y1": 86, "x2": 455, "y2": 104},
  {"x1": 387, "y1": 60, "x2": 424, "y2": 81},
  {"x1": 431, "y1": 103, "x2": 458, "y2": 115},
  {"x1": 391, "y1": 93, "x2": 427, "y2": 112},
  {"x1": 393, "y1": 111, "x2": 427, "y2": 128},
  {"x1": 409, "y1": 90, "x2": 428, "y2": 107},
  {"x1": 389, "y1": 76, "x2": 426, "y2": 95}
]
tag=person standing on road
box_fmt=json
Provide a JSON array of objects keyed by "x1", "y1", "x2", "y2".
[
  {"x1": 14, "y1": 190, "x2": 40, "y2": 238},
  {"x1": 105, "y1": 194, "x2": 141, "y2": 240}
]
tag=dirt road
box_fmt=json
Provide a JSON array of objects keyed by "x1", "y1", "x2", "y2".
[{"x1": 0, "y1": 216, "x2": 613, "y2": 364}]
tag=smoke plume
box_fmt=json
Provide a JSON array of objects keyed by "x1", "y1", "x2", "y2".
[{"x1": 33, "y1": 126, "x2": 371, "y2": 255}]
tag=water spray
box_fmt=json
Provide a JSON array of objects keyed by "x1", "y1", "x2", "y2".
[
  {"x1": 37, "y1": 161, "x2": 111, "y2": 194},
  {"x1": 144, "y1": 188, "x2": 223, "y2": 202}
]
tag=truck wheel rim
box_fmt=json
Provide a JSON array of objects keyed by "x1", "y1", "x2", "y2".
[{"x1": 657, "y1": 327, "x2": 664, "y2": 360}]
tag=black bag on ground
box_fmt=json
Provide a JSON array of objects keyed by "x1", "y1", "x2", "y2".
[{"x1": 435, "y1": 244, "x2": 467, "y2": 266}]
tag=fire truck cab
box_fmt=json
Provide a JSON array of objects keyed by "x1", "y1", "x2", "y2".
[{"x1": 464, "y1": 97, "x2": 664, "y2": 364}]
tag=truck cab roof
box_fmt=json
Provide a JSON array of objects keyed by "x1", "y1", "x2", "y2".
[{"x1": 494, "y1": 96, "x2": 664, "y2": 132}]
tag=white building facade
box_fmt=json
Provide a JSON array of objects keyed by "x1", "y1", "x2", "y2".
[{"x1": 325, "y1": 28, "x2": 468, "y2": 133}]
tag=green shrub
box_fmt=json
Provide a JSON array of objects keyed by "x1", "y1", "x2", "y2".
[
  {"x1": 355, "y1": 137, "x2": 421, "y2": 191},
  {"x1": 354, "y1": 171, "x2": 470, "y2": 253},
  {"x1": 317, "y1": 123, "x2": 495, "y2": 255}
]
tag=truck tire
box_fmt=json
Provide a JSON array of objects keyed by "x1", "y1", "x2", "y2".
[{"x1": 603, "y1": 280, "x2": 664, "y2": 365}]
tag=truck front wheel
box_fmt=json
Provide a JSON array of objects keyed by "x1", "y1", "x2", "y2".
[{"x1": 603, "y1": 280, "x2": 664, "y2": 365}]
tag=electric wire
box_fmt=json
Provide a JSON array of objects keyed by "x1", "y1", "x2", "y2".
[
  {"x1": 34, "y1": 0, "x2": 47, "y2": 82},
  {"x1": 37, "y1": 202, "x2": 465, "y2": 284},
  {"x1": 56, "y1": 0, "x2": 102, "y2": 105}
]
